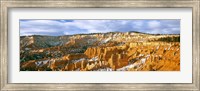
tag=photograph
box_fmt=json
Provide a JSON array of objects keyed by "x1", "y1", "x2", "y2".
[
  {"x1": 20, "y1": 20, "x2": 180, "y2": 71},
  {"x1": 1, "y1": 0, "x2": 198, "y2": 90}
]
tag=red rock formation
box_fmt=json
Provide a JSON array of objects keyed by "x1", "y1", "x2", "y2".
[
  {"x1": 20, "y1": 32, "x2": 180, "y2": 71},
  {"x1": 21, "y1": 60, "x2": 36, "y2": 71},
  {"x1": 63, "y1": 54, "x2": 87, "y2": 61}
]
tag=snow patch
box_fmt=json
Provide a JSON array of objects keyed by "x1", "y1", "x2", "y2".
[
  {"x1": 139, "y1": 54, "x2": 144, "y2": 57},
  {"x1": 101, "y1": 37, "x2": 112, "y2": 44},
  {"x1": 141, "y1": 58, "x2": 146, "y2": 64},
  {"x1": 35, "y1": 60, "x2": 49, "y2": 67},
  {"x1": 116, "y1": 63, "x2": 139, "y2": 71},
  {"x1": 95, "y1": 68, "x2": 113, "y2": 71},
  {"x1": 71, "y1": 58, "x2": 86, "y2": 63},
  {"x1": 89, "y1": 56, "x2": 98, "y2": 62}
]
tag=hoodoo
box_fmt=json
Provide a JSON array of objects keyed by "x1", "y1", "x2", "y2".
[{"x1": 20, "y1": 32, "x2": 180, "y2": 71}]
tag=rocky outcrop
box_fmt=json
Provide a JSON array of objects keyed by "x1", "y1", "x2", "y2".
[
  {"x1": 20, "y1": 60, "x2": 37, "y2": 71},
  {"x1": 63, "y1": 54, "x2": 87, "y2": 61},
  {"x1": 83, "y1": 42, "x2": 180, "y2": 71},
  {"x1": 50, "y1": 59, "x2": 67, "y2": 71}
]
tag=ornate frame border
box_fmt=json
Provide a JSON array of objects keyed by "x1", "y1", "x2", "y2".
[{"x1": 0, "y1": 0, "x2": 199, "y2": 90}]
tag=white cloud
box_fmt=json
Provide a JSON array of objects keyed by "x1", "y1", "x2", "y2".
[
  {"x1": 64, "y1": 32, "x2": 70, "y2": 35},
  {"x1": 132, "y1": 21, "x2": 144, "y2": 29},
  {"x1": 20, "y1": 20, "x2": 180, "y2": 36},
  {"x1": 148, "y1": 21, "x2": 161, "y2": 28},
  {"x1": 133, "y1": 21, "x2": 143, "y2": 26},
  {"x1": 171, "y1": 28, "x2": 180, "y2": 31},
  {"x1": 20, "y1": 20, "x2": 64, "y2": 34},
  {"x1": 64, "y1": 20, "x2": 124, "y2": 33},
  {"x1": 72, "y1": 20, "x2": 108, "y2": 32}
]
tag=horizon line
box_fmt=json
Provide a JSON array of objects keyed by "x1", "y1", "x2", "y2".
[{"x1": 20, "y1": 31, "x2": 180, "y2": 37}]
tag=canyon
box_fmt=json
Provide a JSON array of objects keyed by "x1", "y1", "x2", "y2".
[{"x1": 20, "y1": 31, "x2": 180, "y2": 71}]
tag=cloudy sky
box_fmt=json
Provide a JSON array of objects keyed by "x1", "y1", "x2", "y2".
[{"x1": 20, "y1": 20, "x2": 180, "y2": 36}]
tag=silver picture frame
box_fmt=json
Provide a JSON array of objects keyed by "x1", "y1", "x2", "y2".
[{"x1": 0, "y1": 0, "x2": 199, "y2": 90}]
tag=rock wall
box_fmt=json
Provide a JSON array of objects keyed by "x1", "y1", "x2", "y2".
[
  {"x1": 83, "y1": 42, "x2": 180, "y2": 71},
  {"x1": 21, "y1": 42, "x2": 180, "y2": 71}
]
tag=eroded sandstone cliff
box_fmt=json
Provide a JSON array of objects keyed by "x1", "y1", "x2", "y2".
[{"x1": 20, "y1": 32, "x2": 180, "y2": 71}]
